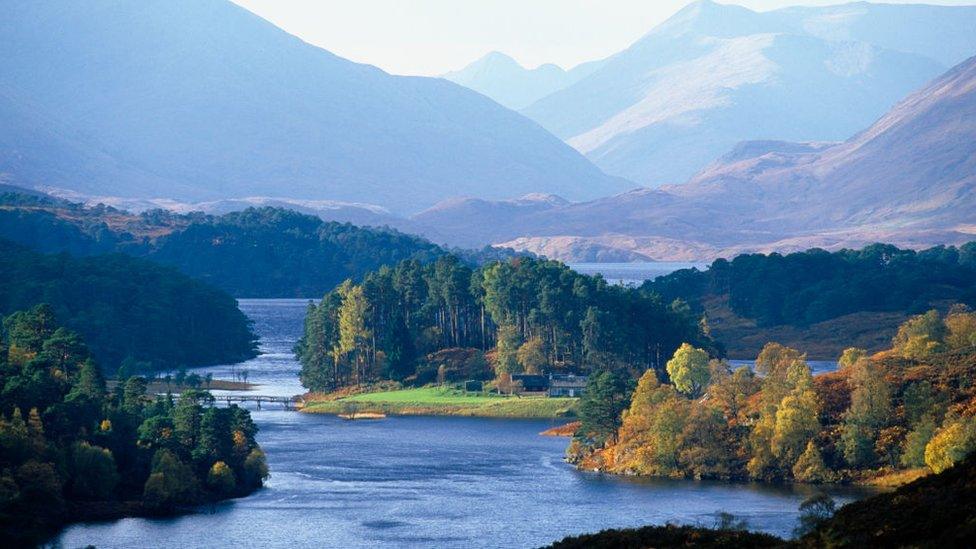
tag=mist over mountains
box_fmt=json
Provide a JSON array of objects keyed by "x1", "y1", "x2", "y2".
[
  {"x1": 421, "y1": 54, "x2": 976, "y2": 261},
  {"x1": 450, "y1": 1, "x2": 976, "y2": 188},
  {"x1": 2, "y1": 0, "x2": 974, "y2": 263},
  {"x1": 0, "y1": 0, "x2": 625, "y2": 213},
  {"x1": 442, "y1": 52, "x2": 604, "y2": 111}
]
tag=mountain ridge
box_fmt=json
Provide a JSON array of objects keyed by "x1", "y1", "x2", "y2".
[
  {"x1": 472, "y1": 1, "x2": 976, "y2": 188},
  {"x1": 442, "y1": 51, "x2": 605, "y2": 110},
  {"x1": 0, "y1": 0, "x2": 626, "y2": 213},
  {"x1": 414, "y1": 55, "x2": 976, "y2": 261}
]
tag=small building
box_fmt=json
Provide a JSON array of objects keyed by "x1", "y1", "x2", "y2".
[
  {"x1": 464, "y1": 380, "x2": 484, "y2": 393},
  {"x1": 511, "y1": 374, "x2": 549, "y2": 393},
  {"x1": 548, "y1": 374, "x2": 587, "y2": 397}
]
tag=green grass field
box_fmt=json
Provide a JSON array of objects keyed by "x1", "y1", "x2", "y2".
[{"x1": 302, "y1": 386, "x2": 578, "y2": 418}]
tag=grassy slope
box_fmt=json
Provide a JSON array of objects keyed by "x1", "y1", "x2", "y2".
[{"x1": 302, "y1": 386, "x2": 579, "y2": 418}]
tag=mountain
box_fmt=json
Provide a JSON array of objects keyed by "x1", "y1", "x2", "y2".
[
  {"x1": 442, "y1": 52, "x2": 603, "y2": 110},
  {"x1": 0, "y1": 1, "x2": 625, "y2": 213},
  {"x1": 411, "y1": 193, "x2": 570, "y2": 247},
  {"x1": 412, "y1": 55, "x2": 976, "y2": 261},
  {"x1": 517, "y1": 1, "x2": 976, "y2": 187},
  {"x1": 40, "y1": 188, "x2": 406, "y2": 229},
  {"x1": 673, "y1": 53, "x2": 976, "y2": 236}
]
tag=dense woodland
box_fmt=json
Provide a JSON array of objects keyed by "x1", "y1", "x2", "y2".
[
  {"x1": 0, "y1": 306, "x2": 269, "y2": 544},
  {"x1": 295, "y1": 255, "x2": 708, "y2": 392},
  {"x1": 0, "y1": 238, "x2": 256, "y2": 372},
  {"x1": 0, "y1": 191, "x2": 520, "y2": 297},
  {"x1": 646, "y1": 243, "x2": 976, "y2": 326},
  {"x1": 571, "y1": 307, "x2": 976, "y2": 484}
]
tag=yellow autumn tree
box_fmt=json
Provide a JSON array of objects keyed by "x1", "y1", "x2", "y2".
[
  {"x1": 925, "y1": 416, "x2": 976, "y2": 473},
  {"x1": 792, "y1": 440, "x2": 833, "y2": 483}
]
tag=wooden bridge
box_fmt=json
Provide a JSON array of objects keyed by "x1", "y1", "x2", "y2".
[{"x1": 218, "y1": 394, "x2": 305, "y2": 410}]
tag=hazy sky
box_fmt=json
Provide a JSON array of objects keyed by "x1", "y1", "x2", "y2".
[{"x1": 230, "y1": 0, "x2": 976, "y2": 75}]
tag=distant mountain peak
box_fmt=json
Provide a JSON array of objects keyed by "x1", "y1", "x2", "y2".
[
  {"x1": 517, "y1": 193, "x2": 570, "y2": 206},
  {"x1": 443, "y1": 50, "x2": 587, "y2": 110},
  {"x1": 650, "y1": 0, "x2": 765, "y2": 39},
  {"x1": 0, "y1": 0, "x2": 625, "y2": 213},
  {"x1": 520, "y1": 2, "x2": 975, "y2": 187},
  {"x1": 475, "y1": 51, "x2": 523, "y2": 69}
]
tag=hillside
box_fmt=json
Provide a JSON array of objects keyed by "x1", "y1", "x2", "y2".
[
  {"x1": 677, "y1": 53, "x2": 976, "y2": 235},
  {"x1": 0, "y1": 0, "x2": 624, "y2": 213},
  {"x1": 0, "y1": 191, "x2": 531, "y2": 297},
  {"x1": 514, "y1": 0, "x2": 976, "y2": 187},
  {"x1": 0, "y1": 194, "x2": 457, "y2": 297},
  {"x1": 0, "y1": 239, "x2": 257, "y2": 371},
  {"x1": 545, "y1": 451, "x2": 976, "y2": 547},
  {"x1": 800, "y1": 454, "x2": 976, "y2": 547},
  {"x1": 413, "y1": 55, "x2": 976, "y2": 261},
  {"x1": 643, "y1": 244, "x2": 976, "y2": 359}
]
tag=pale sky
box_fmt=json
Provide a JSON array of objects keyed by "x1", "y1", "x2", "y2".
[{"x1": 229, "y1": 0, "x2": 976, "y2": 76}]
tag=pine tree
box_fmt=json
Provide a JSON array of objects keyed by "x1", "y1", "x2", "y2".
[
  {"x1": 71, "y1": 358, "x2": 106, "y2": 400},
  {"x1": 578, "y1": 371, "x2": 631, "y2": 446},
  {"x1": 26, "y1": 408, "x2": 46, "y2": 458}
]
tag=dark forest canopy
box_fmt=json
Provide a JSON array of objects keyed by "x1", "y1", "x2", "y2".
[
  {"x1": 0, "y1": 306, "x2": 268, "y2": 544},
  {"x1": 143, "y1": 207, "x2": 447, "y2": 298},
  {"x1": 295, "y1": 255, "x2": 709, "y2": 393},
  {"x1": 644, "y1": 243, "x2": 976, "y2": 327},
  {"x1": 0, "y1": 239, "x2": 256, "y2": 372},
  {"x1": 0, "y1": 192, "x2": 525, "y2": 297}
]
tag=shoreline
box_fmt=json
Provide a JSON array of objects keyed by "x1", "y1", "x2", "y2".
[
  {"x1": 572, "y1": 453, "x2": 928, "y2": 489},
  {"x1": 301, "y1": 400, "x2": 579, "y2": 419},
  {"x1": 300, "y1": 386, "x2": 579, "y2": 419},
  {"x1": 40, "y1": 488, "x2": 263, "y2": 546}
]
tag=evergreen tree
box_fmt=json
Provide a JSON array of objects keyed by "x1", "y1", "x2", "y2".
[
  {"x1": 578, "y1": 371, "x2": 632, "y2": 446},
  {"x1": 172, "y1": 393, "x2": 203, "y2": 453},
  {"x1": 71, "y1": 358, "x2": 106, "y2": 400},
  {"x1": 207, "y1": 461, "x2": 237, "y2": 496},
  {"x1": 69, "y1": 442, "x2": 119, "y2": 499},
  {"x1": 143, "y1": 449, "x2": 199, "y2": 510},
  {"x1": 121, "y1": 376, "x2": 148, "y2": 415}
]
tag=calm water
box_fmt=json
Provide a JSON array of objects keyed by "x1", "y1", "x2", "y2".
[
  {"x1": 568, "y1": 262, "x2": 707, "y2": 286},
  {"x1": 728, "y1": 359, "x2": 838, "y2": 375},
  {"x1": 54, "y1": 299, "x2": 867, "y2": 548}
]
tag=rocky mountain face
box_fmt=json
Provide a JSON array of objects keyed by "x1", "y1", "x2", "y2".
[
  {"x1": 0, "y1": 0, "x2": 625, "y2": 213},
  {"x1": 474, "y1": 1, "x2": 976, "y2": 187},
  {"x1": 413, "y1": 55, "x2": 976, "y2": 261}
]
